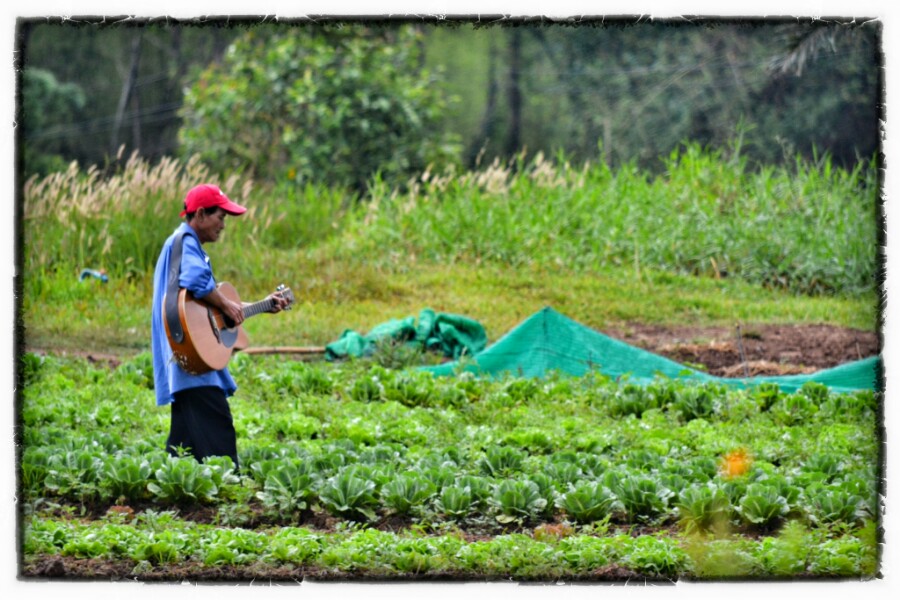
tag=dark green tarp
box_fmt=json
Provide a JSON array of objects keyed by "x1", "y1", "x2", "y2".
[
  {"x1": 325, "y1": 308, "x2": 488, "y2": 361},
  {"x1": 421, "y1": 307, "x2": 880, "y2": 394}
]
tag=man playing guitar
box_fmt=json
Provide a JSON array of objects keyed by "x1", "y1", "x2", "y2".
[{"x1": 150, "y1": 184, "x2": 290, "y2": 469}]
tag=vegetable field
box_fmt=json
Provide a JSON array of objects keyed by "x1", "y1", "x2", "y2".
[
  {"x1": 16, "y1": 141, "x2": 884, "y2": 585},
  {"x1": 19, "y1": 350, "x2": 882, "y2": 581}
]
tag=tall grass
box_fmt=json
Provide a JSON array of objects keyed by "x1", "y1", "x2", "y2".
[
  {"x1": 19, "y1": 148, "x2": 879, "y2": 354},
  {"x1": 23, "y1": 151, "x2": 249, "y2": 278},
  {"x1": 22, "y1": 144, "x2": 879, "y2": 297},
  {"x1": 338, "y1": 145, "x2": 879, "y2": 296},
  {"x1": 22, "y1": 151, "x2": 356, "y2": 281}
]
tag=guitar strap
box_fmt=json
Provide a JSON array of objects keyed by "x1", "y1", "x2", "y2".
[{"x1": 164, "y1": 230, "x2": 187, "y2": 344}]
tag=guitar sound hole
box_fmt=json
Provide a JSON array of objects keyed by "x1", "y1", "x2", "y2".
[{"x1": 223, "y1": 316, "x2": 236, "y2": 329}]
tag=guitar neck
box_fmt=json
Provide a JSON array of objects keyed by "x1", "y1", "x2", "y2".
[{"x1": 242, "y1": 298, "x2": 276, "y2": 320}]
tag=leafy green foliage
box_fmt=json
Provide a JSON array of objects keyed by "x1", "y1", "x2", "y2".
[
  {"x1": 675, "y1": 483, "x2": 732, "y2": 533},
  {"x1": 383, "y1": 370, "x2": 437, "y2": 406},
  {"x1": 771, "y1": 392, "x2": 819, "y2": 425},
  {"x1": 20, "y1": 352, "x2": 882, "y2": 579},
  {"x1": 435, "y1": 485, "x2": 474, "y2": 520},
  {"x1": 199, "y1": 528, "x2": 268, "y2": 566},
  {"x1": 622, "y1": 536, "x2": 689, "y2": 578},
  {"x1": 612, "y1": 474, "x2": 673, "y2": 522},
  {"x1": 543, "y1": 460, "x2": 583, "y2": 488},
  {"x1": 489, "y1": 479, "x2": 547, "y2": 523},
  {"x1": 347, "y1": 144, "x2": 878, "y2": 296},
  {"x1": 21, "y1": 447, "x2": 54, "y2": 498},
  {"x1": 44, "y1": 450, "x2": 103, "y2": 503},
  {"x1": 317, "y1": 469, "x2": 379, "y2": 521},
  {"x1": 807, "y1": 520, "x2": 879, "y2": 576},
  {"x1": 736, "y1": 483, "x2": 790, "y2": 527},
  {"x1": 457, "y1": 475, "x2": 494, "y2": 508},
  {"x1": 20, "y1": 352, "x2": 46, "y2": 388},
  {"x1": 101, "y1": 455, "x2": 153, "y2": 503},
  {"x1": 255, "y1": 459, "x2": 318, "y2": 517},
  {"x1": 381, "y1": 474, "x2": 436, "y2": 516},
  {"x1": 753, "y1": 520, "x2": 812, "y2": 576},
  {"x1": 478, "y1": 446, "x2": 526, "y2": 477},
  {"x1": 20, "y1": 68, "x2": 86, "y2": 177},
  {"x1": 805, "y1": 486, "x2": 864, "y2": 526},
  {"x1": 672, "y1": 385, "x2": 718, "y2": 421},
  {"x1": 558, "y1": 482, "x2": 618, "y2": 524},
  {"x1": 147, "y1": 456, "x2": 219, "y2": 505},
  {"x1": 608, "y1": 384, "x2": 661, "y2": 418},
  {"x1": 799, "y1": 453, "x2": 844, "y2": 484},
  {"x1": 752, "y1": 382, "x2": 783, "y2": 412},
  {"x1": 179, "y1": 24, "x2": 460, "y2": 192},
  {"x1": 268, "y1": 528, "x2": 323, "y2": 565}
]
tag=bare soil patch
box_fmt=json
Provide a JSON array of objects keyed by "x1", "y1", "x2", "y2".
[{"x1": 606, "y1": 322, "x2": 880, "y2": 377}]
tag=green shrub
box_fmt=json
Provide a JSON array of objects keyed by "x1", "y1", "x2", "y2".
[{"x1": 179, "y1": 24, "x2": 460, "y2": 192}]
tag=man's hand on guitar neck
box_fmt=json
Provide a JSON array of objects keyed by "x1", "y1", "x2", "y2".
[
  {"x1": 265, "y1": 290, "x2": 291, "y2": 314},
  {"x1": 204, "y1": 287, "x2": 245, "y2": 326}
]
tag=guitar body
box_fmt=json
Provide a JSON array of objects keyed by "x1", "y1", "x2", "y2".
[{"x1": 164, "y1": 282, "x2": 250, "y2": 375}]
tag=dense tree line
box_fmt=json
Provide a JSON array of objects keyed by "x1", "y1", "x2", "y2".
[{"x1": 17, "y1": 18, "x2": 882, "y2": 187}]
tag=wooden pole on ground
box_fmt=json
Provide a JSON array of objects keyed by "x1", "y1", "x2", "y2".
[{"x1": 241, "y1": 346, "x2": 327, "y2": 357}]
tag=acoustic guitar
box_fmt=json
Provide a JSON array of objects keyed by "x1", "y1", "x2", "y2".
[{"x1": 164, "y1": 283, "x2": 294, "y2": 375}]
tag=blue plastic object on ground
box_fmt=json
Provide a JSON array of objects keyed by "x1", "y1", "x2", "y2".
[{"x1": 79, "y1": 268, "x2": 109, "y2": 283}]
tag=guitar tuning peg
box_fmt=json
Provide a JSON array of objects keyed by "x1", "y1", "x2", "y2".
[{"x1": 276, "y1": 284, "x2": 285, "y2": 292}]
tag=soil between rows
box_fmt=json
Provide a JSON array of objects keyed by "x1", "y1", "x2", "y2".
[{"x1": 606, "y1": 322, "x2": 880, "y2": 377}]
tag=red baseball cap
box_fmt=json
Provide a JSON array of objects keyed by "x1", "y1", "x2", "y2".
[{"x1": 180, "y1": 184, "x2": 247, "y2": 217}]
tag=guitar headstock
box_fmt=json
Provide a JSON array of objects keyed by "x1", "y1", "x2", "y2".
[{"x1": 275, "y1": 284, "x2": 295, "y2": 310}]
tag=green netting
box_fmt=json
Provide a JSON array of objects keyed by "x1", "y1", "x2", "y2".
[
  {"x1": 420, "y1": 307, "x2": 881, "y2": 394},
  {"x1": 325, "y1": 308, "x2": 488, "y2": 361}
]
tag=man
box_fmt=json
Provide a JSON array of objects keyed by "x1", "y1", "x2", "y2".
[{"x1": 150, "y1": 183, "x2": 288, "y2": 469}]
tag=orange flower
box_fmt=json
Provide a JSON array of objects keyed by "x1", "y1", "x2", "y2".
[{"x1": 719, "y1": 448, "x2": 753, "y2": 479}]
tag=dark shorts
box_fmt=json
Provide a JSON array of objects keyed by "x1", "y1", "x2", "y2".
[{"x1": 167, "y1": 386, "x2": 239, "y2": 469}]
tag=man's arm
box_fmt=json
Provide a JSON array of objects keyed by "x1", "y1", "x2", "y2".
[
  {"x1": 178, "y1": 235, "x2": 244, "y2": 325},
  {"x1": 204, "y1": 287, "x2": 245, "y2": 325}
]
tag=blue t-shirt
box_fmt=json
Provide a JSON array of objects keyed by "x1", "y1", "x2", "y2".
[{"x1": 151, "y1": 222, "x2": 238, "y2": 406}]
